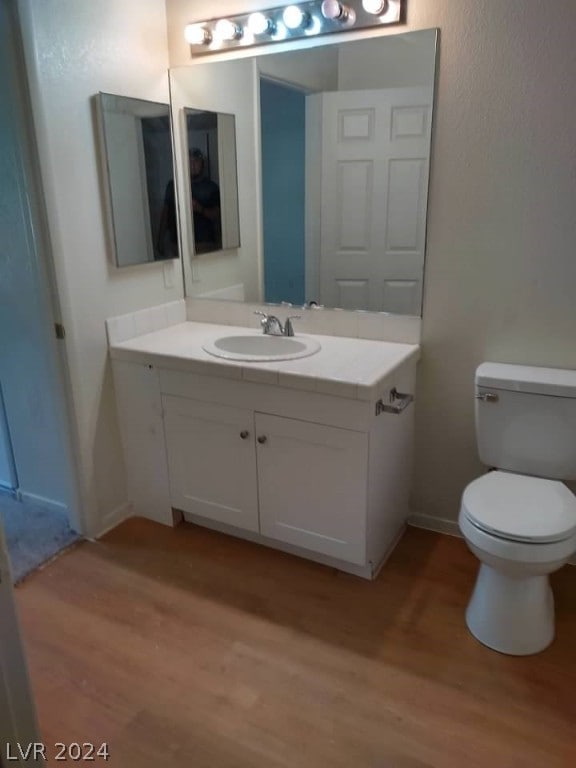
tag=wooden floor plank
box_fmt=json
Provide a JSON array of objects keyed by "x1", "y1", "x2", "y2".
[{"x1": 15, "y1": 519, "x2": 576, "y2": 767}]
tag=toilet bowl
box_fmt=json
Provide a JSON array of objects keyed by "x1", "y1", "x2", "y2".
[{"x1": 459, "y1": 471, "x2": 576, "y2": 655}]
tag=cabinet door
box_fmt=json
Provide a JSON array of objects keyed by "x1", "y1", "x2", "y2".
[
  {"x1": 255, "y1": 414, "x2": 368, "y2": 565},
  {"x1": 163, "y1": 396, "x2": 259, "y2": 532}
]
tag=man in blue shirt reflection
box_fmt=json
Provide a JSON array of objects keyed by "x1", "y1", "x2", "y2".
[
  {"x1": 189, "y1": 148, "x2": 221, "y2": 253},
  {"x1": 157, "y1": 148, "x2": 221, "y2": 259}
]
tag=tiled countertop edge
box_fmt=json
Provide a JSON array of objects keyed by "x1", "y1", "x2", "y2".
[{"x1": 109, "y1": 343, "x2": 420, "y2": 403}]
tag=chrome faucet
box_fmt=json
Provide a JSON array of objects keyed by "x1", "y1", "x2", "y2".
[{"x1": 254, "y1": 311, "x2": 300, "y2": 337}]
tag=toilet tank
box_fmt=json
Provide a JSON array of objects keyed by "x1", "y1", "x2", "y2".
[{"x1": 475, "y1": 362, "x2": 576, "y2": 480}]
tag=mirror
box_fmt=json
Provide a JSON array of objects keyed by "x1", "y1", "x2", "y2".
[
  {"x1": 97, "y1": 93, "x2": 179, "y2": 266},
  {"x1": 170, "y1": 29, "x2": 437, "y2": 314},
  {"x1": 184, "y1": 108, "x2": 241, "y2": 254}
]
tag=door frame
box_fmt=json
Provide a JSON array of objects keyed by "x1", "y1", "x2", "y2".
[{"x1": 2, "y1": 0, "x2": 83, "y2": 533}]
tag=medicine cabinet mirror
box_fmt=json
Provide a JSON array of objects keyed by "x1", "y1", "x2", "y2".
[{"x1": 97, "y1": 92, "x2": 179, "y2": 267}]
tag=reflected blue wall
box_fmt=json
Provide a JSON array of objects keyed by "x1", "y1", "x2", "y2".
[{"x1": 260, "y1": 79, "x2": 305, "y2": 304}]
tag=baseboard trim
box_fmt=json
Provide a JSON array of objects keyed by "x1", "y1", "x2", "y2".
[
  {"x1": 408, "y1": 514, "x2": 461, "y2": 538},
  {"x1": 371, "y1": 524, "x2": 407, "y2": 580},
  {"x1": 18, "y1": 491, "x2": 69, "y2": 516},
  {"x1": 408, "y1": 513, "x2": 576, "y2": 566},
  {"x1": 91, "y1": 502, "x2": 133, "y2": 540}
]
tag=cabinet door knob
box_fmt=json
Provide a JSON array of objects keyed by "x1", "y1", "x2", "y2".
[
  {"x1": 257, "y1": 435, "x2": 267, "y2": 444},
  {"x1": 240, "y1": 430, "x2": 250, "y2": 440}
]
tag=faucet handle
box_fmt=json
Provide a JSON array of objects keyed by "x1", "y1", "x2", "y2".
[
  {"x1": 283, "y1": 315, "x2": 301, "y2": 337},
  {"x1": 254, "y1": 310, "x2": 269, "y2": 330}
]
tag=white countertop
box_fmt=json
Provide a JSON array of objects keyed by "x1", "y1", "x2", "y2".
[{"x1": 109, "y1": 322, "x2": 420, "y2": 401}]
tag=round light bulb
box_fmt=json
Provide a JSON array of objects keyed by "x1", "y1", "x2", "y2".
[
  {"x1": 305, "y1": 16, "x2": 323, "y2": 36},
  {"x1": 362, "y1": 0, "x2": 387, "y2": 15},
  {"x1": 321, "y1": 1, "x2": 349, "y2": 21},
  {"x1": 282, "y1": 5, "x2": 310, "y2": 30},
  {"x1": 184, "y1": 24, "x2": 211, "y2": 45},
  {"x1": 247, "y1": 12, "x2": 274, "y2": 35},
  {"x1": 214, "y1": 18, "x2": 242, "y2": 41}
]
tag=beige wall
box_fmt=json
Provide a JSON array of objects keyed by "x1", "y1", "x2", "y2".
[
  {"x1": 338, "y1": 30, "x2": 436, "y2": 90},
  {"x1": 168, "y1": 0, "x2": 576, "y2": 524},
  {"x1": 259, "y1": 46, "x2": 338, "y2": 91},
  {"x1": 18, "y1": 0, "x2": 184, "y2": 536}
]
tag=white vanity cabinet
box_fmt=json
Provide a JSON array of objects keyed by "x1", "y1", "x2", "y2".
[
  {"x1": 161, "y1": 395, "x2": 369, "y2": 565},
  {"x1": 110, "y1": 328, "x2": 418, "y2": 579}
]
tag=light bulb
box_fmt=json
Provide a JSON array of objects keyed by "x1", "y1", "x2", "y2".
[
  {"x1": 305, "y1": 16, "x2": 323, "y2": 36},
  {"x1": 321, "y1": 1, "x2": 349, "y2": 21},
  {"x1": 282, "y1": 5, "x2": 310, "y2": 30},
  {"x1": 214, "y1": 18, "x2": 242, "y2": 41},
  {"x1": 247, "y1": 12, "x2": 275, "y2": 36},
  {"x1": 184, "y1": 24, "x2": 212, "y2": 45},
  {"x1": 362, "y1": 0, "x2": 387, "y2": 15}
]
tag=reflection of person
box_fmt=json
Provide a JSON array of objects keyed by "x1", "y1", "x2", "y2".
[
  {"x1": 189, "y1": 148, "x2": 221, "y2": 253},
  {"x1": 156, "y1": 179, "x2": 179, "y2": 260}
]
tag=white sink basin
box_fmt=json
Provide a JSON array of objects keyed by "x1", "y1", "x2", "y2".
[{"x1": 203, "y1": 334, "x2": 321, "y2": 362}]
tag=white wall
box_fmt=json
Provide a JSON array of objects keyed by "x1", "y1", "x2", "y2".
[
  {"x1": 258, "y1": 46, "x2": 338, "y2": 92},
  {"x1": 104, "y1": 109, "x2": 154, "y2": 266},
  {"x1": 168, "y1": 0, "x2": 576, "y2": 525},
  {"x1": 18, "y1": 0, "x2": 184, "y2": 536}
]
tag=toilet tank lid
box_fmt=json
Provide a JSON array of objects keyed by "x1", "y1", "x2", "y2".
[{"x1": 476, "y1": 362, "x2": 576, "y2": 398}]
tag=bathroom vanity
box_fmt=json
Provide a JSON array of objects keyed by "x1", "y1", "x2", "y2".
[{"x1": 109, "y1": 317, "x2": 419, "y2": 579}]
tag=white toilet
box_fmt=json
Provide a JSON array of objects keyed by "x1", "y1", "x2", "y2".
[{"x1": 459, "y1": 362, "x2": 576, "y2": 655}]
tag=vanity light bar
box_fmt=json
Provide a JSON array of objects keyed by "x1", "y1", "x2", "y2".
[{"x1": 184, "y1": 0, "x2": 404, "y2": 57}]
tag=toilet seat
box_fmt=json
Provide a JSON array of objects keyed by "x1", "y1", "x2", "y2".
[{"x1": 462, "y1": 471, "x2": 576, "y2": 544}]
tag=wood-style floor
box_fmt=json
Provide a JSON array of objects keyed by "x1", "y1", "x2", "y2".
[{"x1": 15, "y1": 519, "x2": 576, "y2": 767}]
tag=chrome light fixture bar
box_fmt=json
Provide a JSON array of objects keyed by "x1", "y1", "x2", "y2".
[{"x1": 184, "y1": 0, "x2": 404, "y2": 57}]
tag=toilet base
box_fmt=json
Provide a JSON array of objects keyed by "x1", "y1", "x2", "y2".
[{"x1": 466, "y1": 564, "x2": 555, "y2": 655}]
